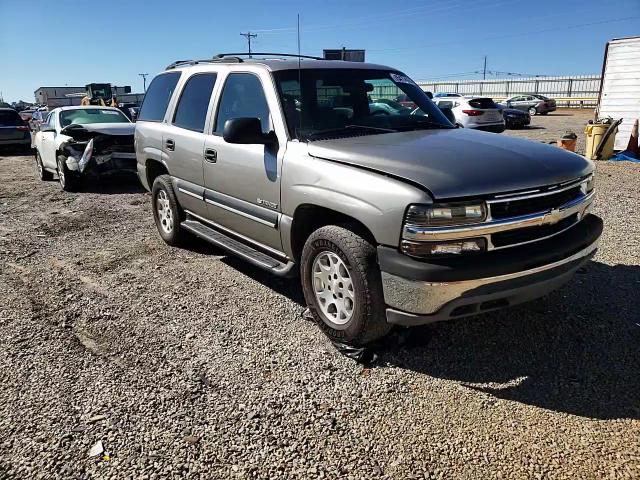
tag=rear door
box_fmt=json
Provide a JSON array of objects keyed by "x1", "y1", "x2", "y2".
[{"x1": 162, "y1": 71, "x2": 218, "y2": 219}]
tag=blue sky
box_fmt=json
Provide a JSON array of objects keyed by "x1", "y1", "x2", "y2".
[{"x1": 1, "y1": 0, "x2": 638, "y2": 102}]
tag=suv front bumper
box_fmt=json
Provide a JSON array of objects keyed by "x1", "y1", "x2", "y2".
[{"x1": 378, "y1": 214, "x2": 603, "y2": 326}]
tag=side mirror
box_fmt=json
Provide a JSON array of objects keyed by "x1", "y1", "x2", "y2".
[
  {"x1": 40, "y1": 123, "x2": 55, "y2": 133},
  {"x1": 223, "y1": 117, "x2": 276, "y2": 145},
  {"x1": 425, "y1": 91, "x2": 434, "y2": 99},
  {"x1": 439, "y1": 107, "x2": 456, "y2": 125}
]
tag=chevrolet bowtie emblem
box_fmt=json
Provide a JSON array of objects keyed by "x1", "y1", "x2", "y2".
[{"x1": 543, "y1": 208, "x2": 564, "y2": 225}]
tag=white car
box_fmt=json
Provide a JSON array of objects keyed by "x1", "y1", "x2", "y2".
[
  {"x1": 432, "y1": 96, "x2": 505, "y2": 133},
  {"x1": 33, "y1": 106, "x2": 136, "y2": 191}
]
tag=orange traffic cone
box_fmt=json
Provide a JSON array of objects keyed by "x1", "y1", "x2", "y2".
[{"x1": 626, "y1": 118, "x2": 639, "y2": 155}]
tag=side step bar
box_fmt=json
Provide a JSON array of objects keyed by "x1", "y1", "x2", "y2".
[{"x1": 181, "y1": 219, "x2": 296, "y2": 277}]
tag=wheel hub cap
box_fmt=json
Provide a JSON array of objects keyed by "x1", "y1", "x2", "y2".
[
  {"x1": 312, "y1": 251, "x2": 355, "y2": 325},
  {"x1": 156, "y1": 190, "x2": 173, "y2": 234}
]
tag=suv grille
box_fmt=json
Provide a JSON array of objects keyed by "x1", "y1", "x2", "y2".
[
  {"x1": 490, "y1": 186, "x2": 582, "y2": 219},
  {"x1": 492, "y1": 214, "x2": 578, "y2": 248}
]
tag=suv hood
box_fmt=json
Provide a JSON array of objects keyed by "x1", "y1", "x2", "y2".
[{"x1": 307, "y1": 129, "x2": 592, "y2": 199}]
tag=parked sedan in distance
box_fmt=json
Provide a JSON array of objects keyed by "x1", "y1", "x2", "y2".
[
  {"x1": 33, "y1": 106, "x2": 136, "y2": 191},
  {"x1": 432, "y1": 96, "x2": 505, "y2": 132},
  {"x1": 0, "y1": 108, "x2": 31, "y2": 152},
  {"x1": 500, "y1": 94, "x2": 556, "y2": 116},
  {"x1": 496, "y1": 104, "x2": 530, "y2": 129},
  {"x1": 369, "y1": 98, "x2": 412, "y2": 116}
]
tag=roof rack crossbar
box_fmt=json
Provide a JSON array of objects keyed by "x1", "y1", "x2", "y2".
[{"x1": 215, "y1": 52, "x2": 324, "y2": 61}]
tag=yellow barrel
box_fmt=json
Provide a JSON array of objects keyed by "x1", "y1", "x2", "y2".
[{"x1": 584, "y1": 123, "x2": 617, "y2": 160}]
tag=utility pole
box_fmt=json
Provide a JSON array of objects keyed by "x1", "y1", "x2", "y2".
[
  {"x1": 240, "y1": 31, "x2": 257, "y2": 57},
  {"x1": 139, "y1": 73, "x2": 149, "y2": 93},
  {"x1": 482, "y1": 56, "x2": 487, "y2": 80}
]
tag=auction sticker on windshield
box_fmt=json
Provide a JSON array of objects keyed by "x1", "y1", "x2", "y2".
[{"x1": 390, "y1": 73, "x2": 417, "y2": 85}]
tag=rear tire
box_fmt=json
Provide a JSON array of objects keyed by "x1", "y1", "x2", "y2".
[
  {"x1": 301, "y1": 225, "x2": 391, "y2": 346},
  {"x1": 36, "y1": 151, "x2": 53, "y2": 181},
  {"x1": 57, "y1": 155, "x2": 81, "y2": 192},
  {"x1": 152, "y1": 174, "x2": 185, "y2": 246}
]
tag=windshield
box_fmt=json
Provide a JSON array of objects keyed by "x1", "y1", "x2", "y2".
[
  {"x1": 60, "y1": 108, "x2": 129, "y2": 127},
  {"x1": 273, "y1": 69, "x2": 452, "y2": 140}
]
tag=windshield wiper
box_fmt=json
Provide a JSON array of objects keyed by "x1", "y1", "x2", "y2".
[
  {"x1": 397, "y1": 119, "x2": 452, "y2": 131},
  {"x1": 307, "y1": 124, "x2": 396, "y2": 141}
]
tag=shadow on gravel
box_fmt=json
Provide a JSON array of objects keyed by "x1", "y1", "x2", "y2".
[
  {"x1": 176, "y1": 237, "x2": 639, "y2": 419},
  {"x1": 79, "y1": 174, "x2": 145, "y2": 195},
  {"x1": 180, "y1": 237, "x2": 305, "y2": 305},
  {"x1": 381, "y1": 261, "x2": 640, "y2": 420},
  {"x1": 519, "y1": 125, "x2": 546, "y2": 130}
]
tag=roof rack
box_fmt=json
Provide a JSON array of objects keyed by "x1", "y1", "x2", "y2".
[
  {"x1": 165, "y1": 57, "x2": 244, "y2": 70},
  {"x1": 165, "y1": 53, "x2": 326, "y2": 70},
  {"x1": 214, "y1": 52, "x2": 324, "y2": 61}
]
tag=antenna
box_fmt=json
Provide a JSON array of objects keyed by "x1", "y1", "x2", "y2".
[
  {"x1": 240, "y1": 32, "x2": 258, "y2": 58},
  {"x1": 297, "y1": 14, "x2": 302, "y2": 139}
]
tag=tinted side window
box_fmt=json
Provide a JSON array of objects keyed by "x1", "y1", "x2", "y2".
[
  {"x1": 173, "y1": 73, "x2": 217, "y2": 132},
  {"x1": 138, "y1": 72, "x2": 181, "y2": 122},
  {"x1": 215, "y1": 73, "x2": 270, "y2": 134}
]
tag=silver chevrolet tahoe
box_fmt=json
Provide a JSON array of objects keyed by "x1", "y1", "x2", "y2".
[{"x1": 135, "y1": 54, "x2": 602, "y2": 346}]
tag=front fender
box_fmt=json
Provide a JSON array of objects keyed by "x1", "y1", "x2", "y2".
[{"x1": 281, "y1": 146, "x2": 431, "y2": 247}]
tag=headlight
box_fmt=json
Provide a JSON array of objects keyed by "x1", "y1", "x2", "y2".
[
  {"x1": 405, "y1": 202, "x2": 487, "y2": 227},
  {"x1": 401, "y1": 238, "x2": 487, "y2": 258}
]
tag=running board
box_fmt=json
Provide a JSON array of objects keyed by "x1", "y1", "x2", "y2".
[{"x1": 181, "y1": 219, "x2": 296, "y2": 277}]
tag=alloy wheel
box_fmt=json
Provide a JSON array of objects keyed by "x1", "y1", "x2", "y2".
[
  {"x1": 311, "y1": 251, "x2": 355, "y2": 325},
  {"x1": 156, "y1": 189, "x2": 174, "y2": 234}
]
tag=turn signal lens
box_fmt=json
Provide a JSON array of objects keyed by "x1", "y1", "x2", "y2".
[
  {"x1": 401, "y1": 238, "x2": 487, "y2": 258},
  {"x1": 405, "y1": 202, "x2": 487, "y2": 227},
  {"x1": 582, "y1": 175, "x2": 595, "y2": 194}
]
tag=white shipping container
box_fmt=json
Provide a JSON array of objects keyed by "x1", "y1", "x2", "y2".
[{"x1": 596, "y1": 36, "x2": 640, "y2": 151}]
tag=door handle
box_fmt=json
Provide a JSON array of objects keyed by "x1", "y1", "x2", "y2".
[
  {"x1": 204, "y1": 148, "x2": 217, "y2": 163},
  {"x1": 165, "y1": 139, "x2": 175, "y2": 151}
]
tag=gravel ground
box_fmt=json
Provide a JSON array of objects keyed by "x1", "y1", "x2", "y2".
[{"x1": 0, "y1": 111, "x2": 639, "y2": 479}]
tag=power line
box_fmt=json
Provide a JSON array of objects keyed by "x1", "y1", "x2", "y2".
[{"x1": 240, "y1": 32, "x2": 258, "y2": 57}]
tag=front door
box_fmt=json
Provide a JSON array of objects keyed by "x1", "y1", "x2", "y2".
[{"x1": 203, "y1": 71, "x2": 284, "y2": 252}]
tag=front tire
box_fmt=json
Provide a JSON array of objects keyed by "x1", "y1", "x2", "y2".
[
  {"x1": 151, "y1": 174, "x2": 185, "y2": 246},
  {"x1": 528, "y1": 106, "x2": 537, "y2": 116},
  {"x1": 36, "y1": 151, "x2": 53, "y2": 181},
  {"x1": 301, "y1": 225, "x2": 391, "y2": 346},
  {"x1": 57, "y1": 155, "x2": 80, "y2": 192}
]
